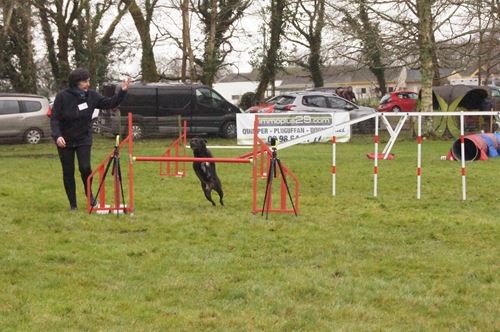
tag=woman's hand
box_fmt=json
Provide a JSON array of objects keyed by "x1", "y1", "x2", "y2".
[
  {"x1": 121, "y1": 77, "x2": 132, "y2": 91},
  {"x1": 56, "y1": 136, "x2": 66, "y2": 148}
]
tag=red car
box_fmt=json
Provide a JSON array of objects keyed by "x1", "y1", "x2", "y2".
[
  {"x1": 246, "y1": 95, "x2": 290, "y2": 113},
  {"x1": 377, "y1": 90, "x2": 418, "y2": 112}
]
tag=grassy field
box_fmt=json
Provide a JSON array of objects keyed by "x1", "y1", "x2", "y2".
[{"x1": 0, "y1": 135, "x2": 499, "y2": 331}]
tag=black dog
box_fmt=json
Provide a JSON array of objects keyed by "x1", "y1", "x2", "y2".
[{"x1": 189, "y1": 137, "x2": 224, "y2": 206}]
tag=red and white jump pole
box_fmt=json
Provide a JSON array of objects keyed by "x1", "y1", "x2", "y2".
[
  {"x1": 416, "y1": 115, "x2": 422, "y2": 199},
  {"x1": 459, "y1": 112, "x2": 467, "y2": 200},
  {"x1": 373, "y1": 114, "x2": 379, "y2": 197},
  {"x1": 331, "y1": 136, "x2": 337, "y2": 196}
]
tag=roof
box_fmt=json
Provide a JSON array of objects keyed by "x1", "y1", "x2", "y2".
[
  {"x1": 216, "y1": 65, "x2": 467, "y2": 88},
  {"x1": 0, "y1": 93, "x2": 45, "y2": 99}
]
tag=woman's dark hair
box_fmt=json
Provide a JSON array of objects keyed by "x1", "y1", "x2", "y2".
[{"x1": 68, "y1": 68, "x2": 90, "y2": 88}]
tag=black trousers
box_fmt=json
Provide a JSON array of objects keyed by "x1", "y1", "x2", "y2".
[{"x1": 57, "y1": 144, "x2": 92, "y2": 208}]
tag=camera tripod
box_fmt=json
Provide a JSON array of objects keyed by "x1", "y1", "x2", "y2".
[
  {"x1": 89, "y1": 136, "x2": 126, "y2": 215},
  {"x1": 261, "y1": 139, "x2": 298, "y2": 219}
]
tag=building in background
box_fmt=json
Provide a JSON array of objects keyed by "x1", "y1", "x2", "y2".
[{"x1": 214, "y1": 65, "x2": 499, "y2": 105}]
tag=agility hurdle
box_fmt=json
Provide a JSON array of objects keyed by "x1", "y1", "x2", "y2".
[
  {"x1": 329, "y1": 111, "x2": 500, "y2": 201},
  {"x1": 87, "y1": 113, "x2": 299, "y2": 215},
  {"x1": 159, "y1": 120, "x2": 187, "y2": 177}
]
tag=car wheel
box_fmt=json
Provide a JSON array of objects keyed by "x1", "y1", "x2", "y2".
[
  {"x1": 91, "y1": 118, "x2": 101, "y2": 134},
  {"x1": 24, "y1": 128, "x2": 42, "y2": 144},
  {"x1": 392, "y1": 106, "x2": 401, "y2": 112},
  {"x1": 220, "y1": 121, "x2": 237, "y2": 138},
  {"x1": 132, "y1": 123, "x2": 144, "y2": 140}
]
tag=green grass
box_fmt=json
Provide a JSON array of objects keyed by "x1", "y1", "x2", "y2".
[{"x1": 0, "y1": 135, "x2": 499, "y2": 331}]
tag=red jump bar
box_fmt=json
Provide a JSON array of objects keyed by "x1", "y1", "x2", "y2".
[{"x1": 133, "y1": 156, "x2": 252, "y2": 163}]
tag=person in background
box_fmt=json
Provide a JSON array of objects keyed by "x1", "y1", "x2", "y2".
[
  {"x1": 336, "y1": 87, "x2": 345, "y2": 98},
  {"x1": 344, "y1": 86, "x2": 357, "y2": 103},
  {"x1": 51, "y1": 68, "x2": 130, "y2": 211}
]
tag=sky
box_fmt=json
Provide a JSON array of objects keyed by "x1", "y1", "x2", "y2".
[{"x1": 108, "y1": 1, "x2": 264, "y2": 79}]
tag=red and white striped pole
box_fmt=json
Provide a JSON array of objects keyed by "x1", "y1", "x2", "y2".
[
  {"x1": 373, "y1": 114, "x2": 379, "y2": 197},
  {"x1": 128, "y1": 112, "x2": 134, "y2": 213},
  {"x1": 460, "y1": 112, "x2": 467, "y2": 200},
  {"x1": 416, "y1": 115, "x2": 422, "y2": 199},
  {"x1": 331, "y1": 136, "x2": 336, "y2": 196}
]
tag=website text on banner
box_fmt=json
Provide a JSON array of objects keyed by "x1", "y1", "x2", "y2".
[{"x1": 236, "y1": 113, "x2": 350, "y2": 145}]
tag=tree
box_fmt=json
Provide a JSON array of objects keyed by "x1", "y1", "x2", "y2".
[
  {"x1": 286, "y1": 0, "x2": 326, "y2": 87},
  {"x1": 34, "y1": 0, "x2": 88, "y2": 89},
  {"x1": 121, "y1": 0, "x2": 160, "y2": 82},
  {"x1": 0, "y1": 0, "x2": 37, "y2": 93},
  {"x1": 194, "y1": 0, "x2": 251, "y2": 87},
  {"x1": 152, "y1": 0, "x2": 198, "y2": 81},
  {"x1": 465, "y1": 0, "x2": 500, "y2": 85},
  {"x1": 181, "y1": 0, "x2": 197, "y2": 81},
  {"x1": 254, "y1": 0, "x2": 287, "y2": 102},
  {"x1": 367, "y1": 0, "x2": 465, "y2": 135},
  {"x1": 71, "y1": 0, "x2": 130, "y2": 86},
  {"x1": 332, "y1": 0, "x2": 388, "y2": 95}
]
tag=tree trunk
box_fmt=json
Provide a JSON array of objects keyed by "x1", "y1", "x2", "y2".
[
  {"x1": 416, "y1": 0, "x2": 435, "y2": 135},
  {"x1": 38, "y1": 7, "x2": 60, "y2": 88},
  {"x1": 310, "y1": 0, "x2": 325, "y2": 87},
  {"x1": 309, "y1": 44, "x2": 323, "y2": 87},
  {"x1": 123, "y1": 0, "x2": 159, "y2": 82},
  {"x1": 255, "y1": 0, "x2": 286, "y2": 102},
  {"x1": 181, "y1": 0, "x2": 196, "y2": 82},
  {"x1": 17, "y1": 1, "x2": 37, "y2": 93},
  {"x1": 201, "y1": 0, "x2": 218, "y2": 87}
]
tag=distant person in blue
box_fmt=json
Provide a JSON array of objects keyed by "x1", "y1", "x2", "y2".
[{"x1": 50, "y1": 68, "x2": 130, "y2": 211}]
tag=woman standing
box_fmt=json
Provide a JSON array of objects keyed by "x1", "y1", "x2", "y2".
[{"x1": 51, "y1": 68, "x2": 130, "y2": 211}]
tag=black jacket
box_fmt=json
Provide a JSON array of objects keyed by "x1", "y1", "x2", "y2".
[{"x1": 51, "y1": 88, "x2": 127, "y2": 146}]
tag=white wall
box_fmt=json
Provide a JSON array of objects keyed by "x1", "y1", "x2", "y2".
[
  {"x1": 213, "y1": 81, "x2": 259, "y2": 104},
  {"x1": 213, "y1": 80, "x2": 284, "y2": 105}
]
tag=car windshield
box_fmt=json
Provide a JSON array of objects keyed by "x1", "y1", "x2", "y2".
[
  {"x1": 275, "y1": 95, "x2": 296, "y2": 105},
  {"x1": 380, "y1": 94, "x2": 391, "y2": 104},
  {"x1": 328, "y1": 96, "x2": 351, "y2": 109},
  {"x1": 263, "y1": 96, "x2": 281, "y2": 105}
]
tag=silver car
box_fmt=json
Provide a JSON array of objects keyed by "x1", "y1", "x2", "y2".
[
  {"x1": 273, "y1": 91, "x2": 376, "y2": 132},
  {"x1": 0, "y1": 93, "x2": 51, "y2": 144}
]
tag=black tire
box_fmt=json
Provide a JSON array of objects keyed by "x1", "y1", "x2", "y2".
[
  {"x1": 392, "y1": 106, "x2": 401, "y2": 113},
  {"x1": 132, "y1": 123, "x2": 145, "y2": 140},
  {"x1": 24, "y1": 128, "x2": 42, "y2": 144},
  {"x1": 220, "y1": 121, "x2": 237, "y2": 138}
]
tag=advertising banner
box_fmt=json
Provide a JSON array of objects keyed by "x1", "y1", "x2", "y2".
[{"x1": 236, "y1": 113, "x2": 350, "y2": 145}]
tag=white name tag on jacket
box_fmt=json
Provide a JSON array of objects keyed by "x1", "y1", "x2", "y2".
[{"x1": 78, "y1": 102, "x2": 88, "y2": 111}]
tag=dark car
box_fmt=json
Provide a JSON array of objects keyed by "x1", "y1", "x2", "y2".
[{"x1": 98, "y1": 83, "x2": 241, "y2": 139}]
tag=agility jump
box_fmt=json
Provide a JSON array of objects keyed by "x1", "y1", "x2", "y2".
[
  {"x1": 87, "y1": 113, "x2": 299, "y2": 216},
  {"x1": 329, "y1": 111, "x2": 500, "y2": 201}
]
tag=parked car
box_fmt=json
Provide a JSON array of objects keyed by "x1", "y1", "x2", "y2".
[
  {"x1": 98, "y1": 83, "x2": 241, "y2": 139},
  {"x1": 245, "y1": 95, "x2": 282, "y2": 113},
  {"x1": 0, "y1": 93, "x2": 51, "y2": 144},
  {"x1": 377, "y1": 90, "x2": 418, "y2": 112},
  {"x1": 271, "y1": 91, "x2": 375, "y2": 119},
  {"x1": 264, "y1": 91, "x2": 376, "y2": 133}
]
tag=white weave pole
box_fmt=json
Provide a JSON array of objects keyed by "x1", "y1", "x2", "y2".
[
  {"x1": 460, "y1": 112, "x2": 467, "y2": 200},
  {"x1": 417, "y1": 115, "x2": 422, "y2": 199},
  {"x1": 332, "y1": 136, "x2": 337, "y2": 196},
  {"x1": 373, "y1": 114, "x2": 379, "y2": 197}
]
